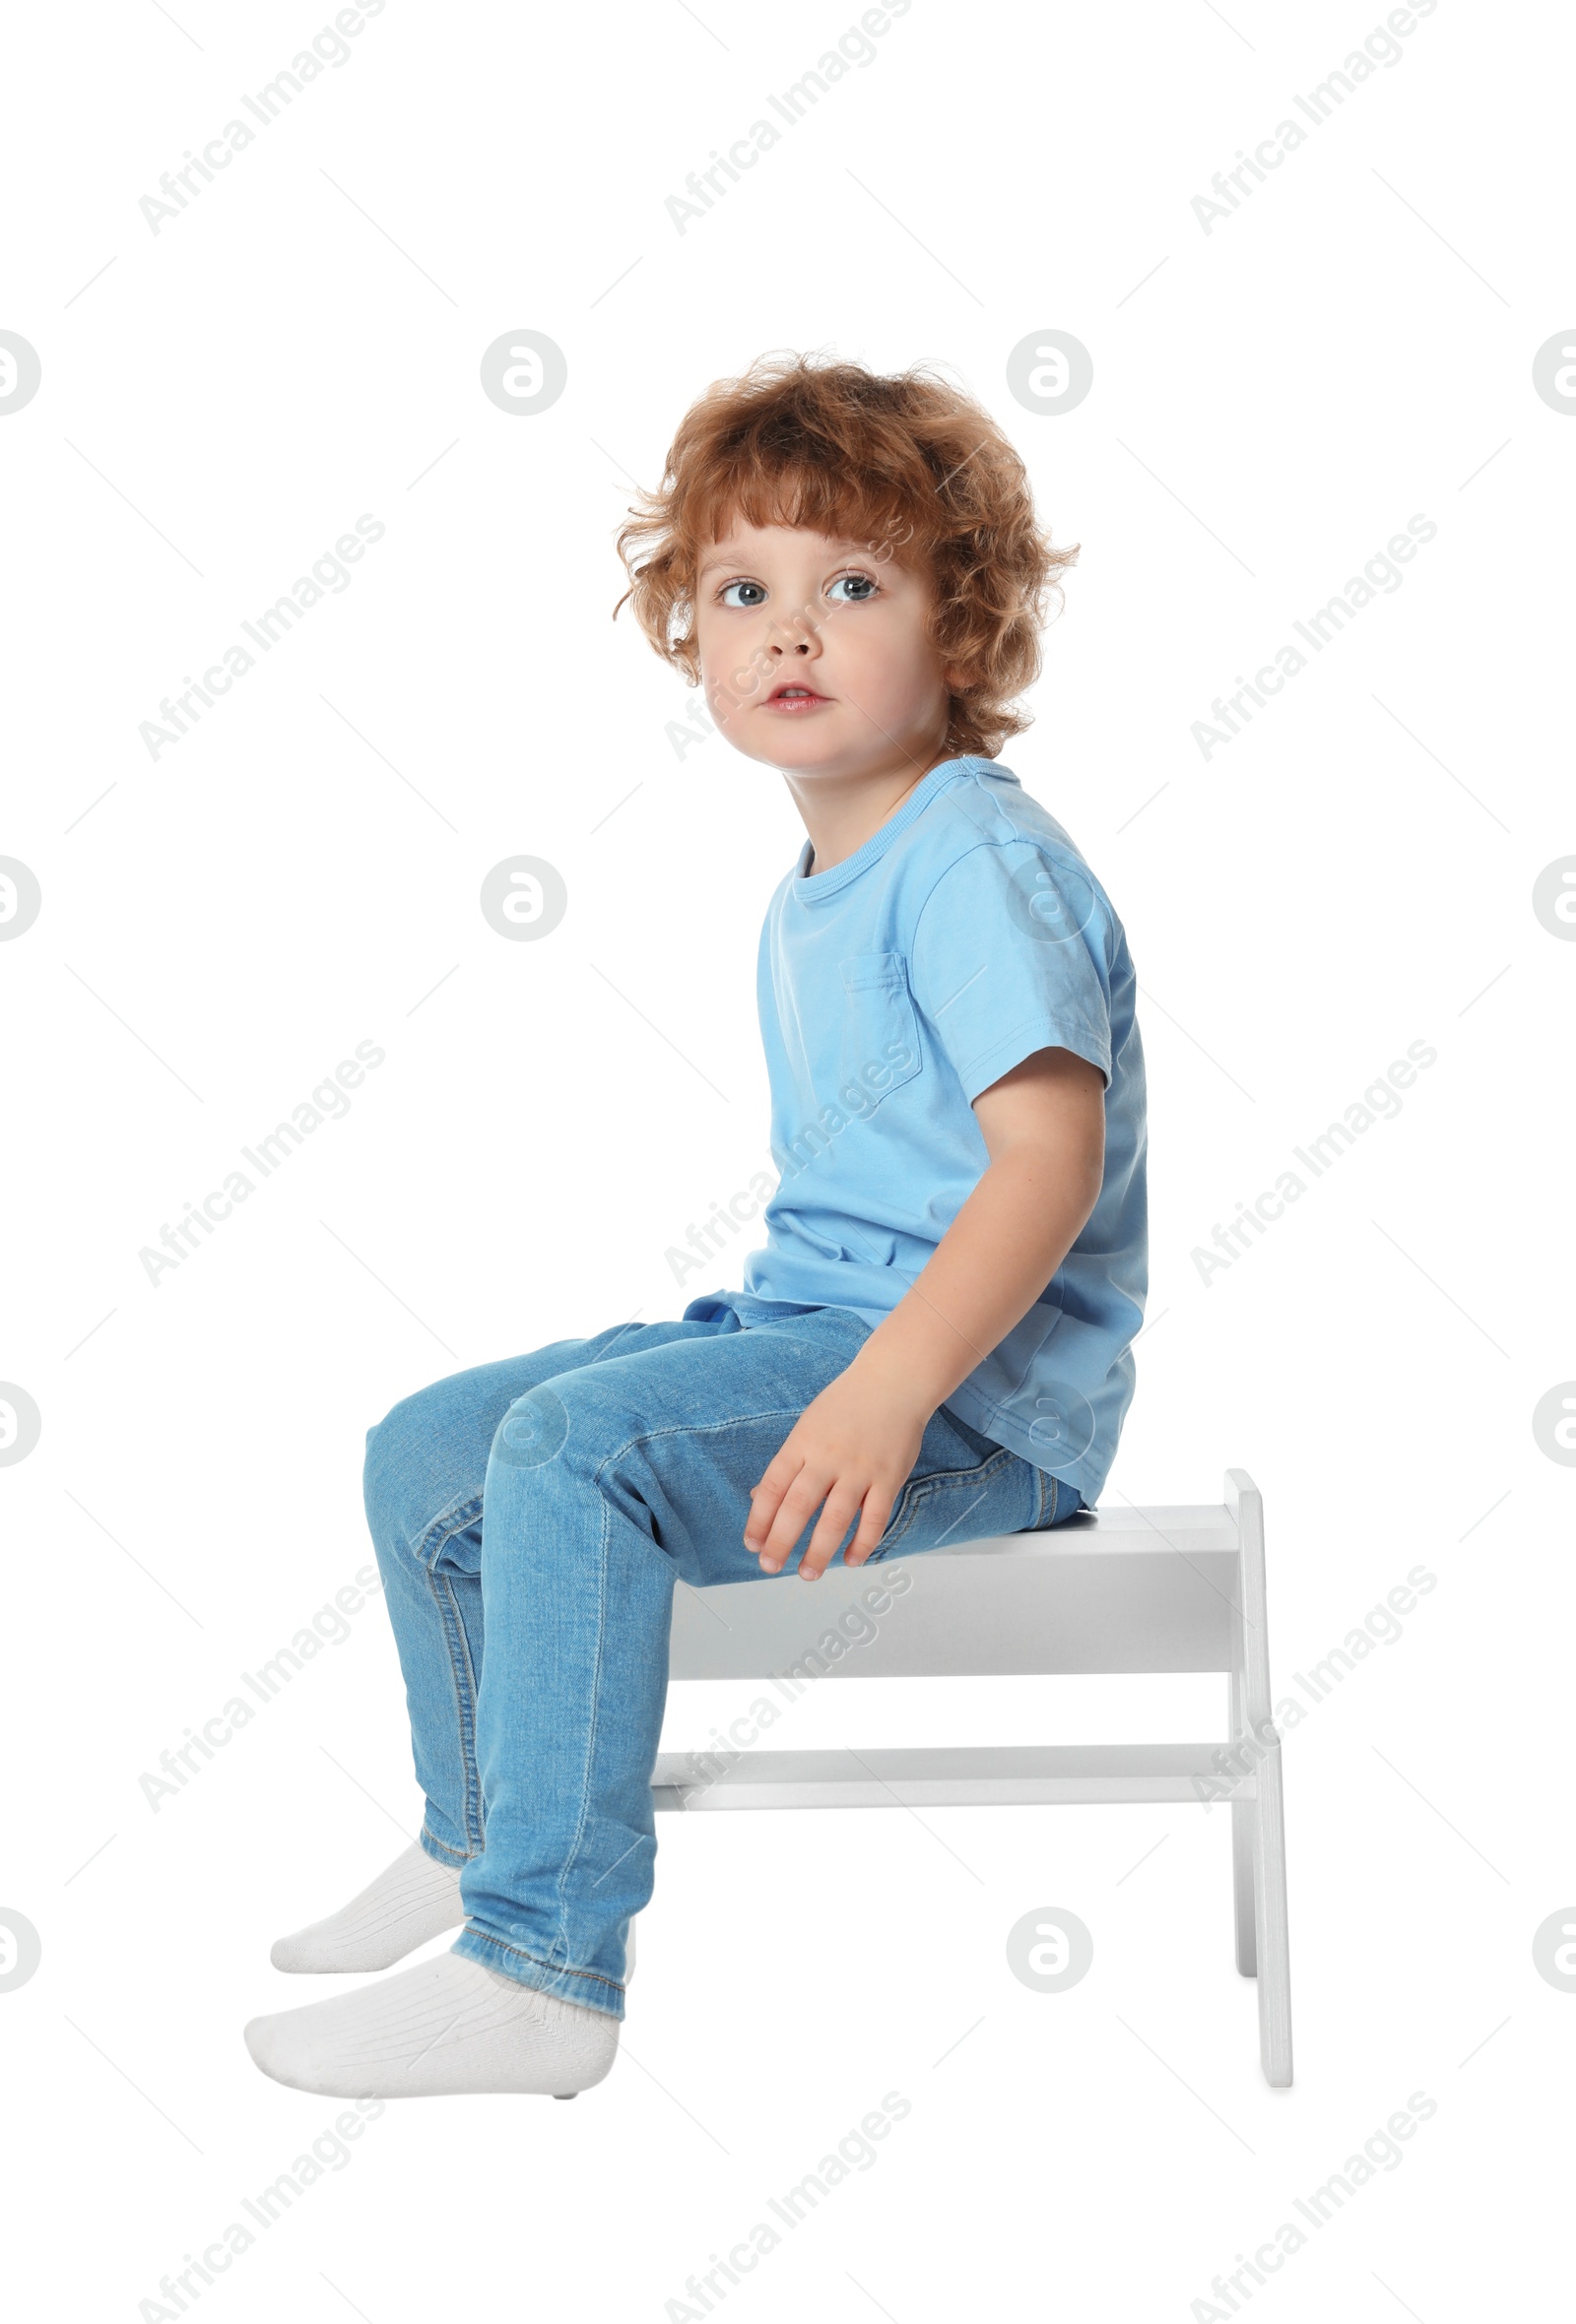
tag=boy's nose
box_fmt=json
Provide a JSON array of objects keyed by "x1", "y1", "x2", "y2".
[{"x1": 770, "y1": 619, "x2": 821, "y2": 657}]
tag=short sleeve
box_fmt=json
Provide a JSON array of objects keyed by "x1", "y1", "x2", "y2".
[{"x1": 907, "y1": 841, "x2": 1114, "y2": 1102}]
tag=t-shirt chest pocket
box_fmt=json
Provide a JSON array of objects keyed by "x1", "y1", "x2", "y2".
[{"x1": 836, "y1": 951, "x2": 923, "y2": 1111}]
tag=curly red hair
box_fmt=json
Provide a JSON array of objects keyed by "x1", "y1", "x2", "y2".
[{"x1": 614, "y1": 351, "x2": 1078, "y2": 759}]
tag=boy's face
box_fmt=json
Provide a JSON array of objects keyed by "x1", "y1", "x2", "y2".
[{"x1": 692, "y1": 520, "x2": 956, "y2": 785}]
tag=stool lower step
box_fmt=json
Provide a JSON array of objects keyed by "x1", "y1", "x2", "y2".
[
  {"x1": 652, "y1": 1742, "x2": 1248, "y2": 1812},
  {"x1": 652, "y1": 1472, "x2": 1292, "y2": 2086}
]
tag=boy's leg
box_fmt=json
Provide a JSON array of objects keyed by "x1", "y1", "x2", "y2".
[
  {"x1": 245, "y1": 1303, "x2": 1074, "y2": 2096},
  {"x1": 361, "y1": 1316, "x2": 732, "y2": 1867},
  {"x1": 270, "y1": 1316, "x2": 731, "y2": 1971},
  {"x1": 451, "y1": 1305, "x2": 1052, "y2": 2020}
]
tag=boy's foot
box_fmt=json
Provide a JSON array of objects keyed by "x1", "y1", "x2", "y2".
[
  {"x1": 243, "y1": 1952, "x2": 620, "y2": 2098},
  {"x1": 269, "y1": 1839, "x2": 640, "y2": 1980},
  {"x1": 269, "y1": 1840, "x2": 466, "y2": 1971}
]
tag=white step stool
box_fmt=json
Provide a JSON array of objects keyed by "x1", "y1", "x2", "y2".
[{"x1": 656, "y1": 1467, "x2": 1292, "y2": 2087}]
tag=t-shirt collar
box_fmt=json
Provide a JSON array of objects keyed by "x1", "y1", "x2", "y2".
[{"x1": 790, "y1": 754, "x2": 1003, "y2": 903}]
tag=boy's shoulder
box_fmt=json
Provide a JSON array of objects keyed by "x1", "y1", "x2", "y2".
[
  {"x1": 914, "y1": 755, "x2": 1084, "y2": 868},
  {"x1": 758, "y1": 756, "x2": 1126, "y2": 960},
  {"x1": 896, "y1": 757, "x2": 1123, "y2": 938}
]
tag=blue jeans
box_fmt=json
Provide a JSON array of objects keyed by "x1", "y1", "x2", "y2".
[{"x1": 361, "y1": 1300, "x2": 1084, "y2": 2022}]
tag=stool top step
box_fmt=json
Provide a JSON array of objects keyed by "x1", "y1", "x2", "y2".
[
  {"x1": 669, "y1": 1489, "x2": 1255, "y2": 1682},
  {"x1": 940, "y1": 1502, "x2": 1241, "y2": 1559}
]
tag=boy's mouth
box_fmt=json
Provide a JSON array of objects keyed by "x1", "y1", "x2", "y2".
[{"x1": 762, "y1": 681, "x2": 829, "y2": 713}]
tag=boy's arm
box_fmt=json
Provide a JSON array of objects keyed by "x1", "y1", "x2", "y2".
[{"x1": 744, "y1": 1045, "x2": 1106, "y2": 1579}]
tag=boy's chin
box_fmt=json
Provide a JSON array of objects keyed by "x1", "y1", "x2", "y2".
[
  {"x1": 721, "y1": 732, "x2": 846, "y2": 775},
  {"x1": 732, "y1": 731, "x2": 912, "y2": 781}
]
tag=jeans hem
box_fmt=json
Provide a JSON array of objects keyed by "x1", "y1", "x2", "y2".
[
  {"x1": 453, "y1": 1924, "x2": 625, "y2": 2022},
  {"x1": 420, "y1": 1826, "x2": 473, "y2": 1867}
]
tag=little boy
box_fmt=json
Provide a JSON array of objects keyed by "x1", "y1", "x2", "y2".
[{"x1": 244, "y1": 354, "x2": 1147, "y2": 2100}]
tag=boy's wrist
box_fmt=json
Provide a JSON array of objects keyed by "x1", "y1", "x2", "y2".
[{"x1": 846, "y1": 1326, "x2": 956, "y2": 1419}]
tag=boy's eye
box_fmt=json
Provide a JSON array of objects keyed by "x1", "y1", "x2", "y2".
[
  {"x1": 718, "y1": 579, "x2": 767, "y2": 609},
  {"x1": 826, "y1": 572, "x2": 878, "y2": 603}
]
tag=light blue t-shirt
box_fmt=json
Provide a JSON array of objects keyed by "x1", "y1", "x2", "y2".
[{"x1": 685, "y1": 754, "x2": 1147, "y2": 1509}]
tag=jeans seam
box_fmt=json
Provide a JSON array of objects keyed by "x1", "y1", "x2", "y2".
[
  {"x1": 409, "y1": 1489, "x2": 488, "y2": 1851},
  {"x1": 422, "y1": 1825, "x2": 473, "y2": 1864},
  {"x1": 445, "y1": 1566, "x2": 488, "y2": 1852},
  {"x1": 423, "y1": 1557, "x2": 487, "y2": 1854},
  {"x1": 462, "y1": 1923, "x2": 626, "y2": 1996},
  {"x1": 750, "y1": 1324, "x2": 871, "y2": 1366},
  {"x1": 415, "y1": 1488, "x2": 484, "y2": 1570},
  {"x1": 578, "y1": 1405, "x2": 816, "y2": 1577},
  {"x1": 878, "y1": 1480, "x2": 927, "y2": 1549},
  {"x1": 584, "y1": 1405, "x2": 811, "y2": 1489},
  {"x1": 546, "y1": 1471, "x2": 612, "y2": 1976},
  {"x1": 496, "y1": 1401, "x2": 802, "y2": 1976},
  {"x1": 870, "y1": 1444, "x2": 1020, "y2": 1558}
]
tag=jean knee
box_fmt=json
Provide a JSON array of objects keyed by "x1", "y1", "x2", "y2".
[
  {"x1": 492, "y1": 1369, "x2": 681, "y2": 1520},
  {"x1": 489, "y1": 1375, "x2": 583, "y2": 1478},
  {"x1": 363, "y1": 1382, "x2": 458, "y2": 1549},
  {"x1": 362, "y1": 1399, "x2": 408, "y2": 1534}
]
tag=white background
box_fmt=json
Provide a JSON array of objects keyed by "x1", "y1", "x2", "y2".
[{"x1": 2, "y1": 0, "x2": 1573, "y2": 2316}]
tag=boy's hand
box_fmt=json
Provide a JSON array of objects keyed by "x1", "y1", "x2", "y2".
[
  {"x1": 745, "y1": 1359, "x2": 932, "y2": 1581},
  {"x1": 740, "y1": 1053, "x2": 1104, "y2": 1582}
]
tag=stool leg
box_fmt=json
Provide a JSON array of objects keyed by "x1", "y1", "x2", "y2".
[
  {"x1": 1228, "y1": 1671, "x2": 1257, "y2": 1976},
  {"x1": 1231, "y1": 1801, "x2": 1258, "y2": 1976},
  {"x1": 1253, "y1": 1733, "x2": 1293, "y2": 2088}
]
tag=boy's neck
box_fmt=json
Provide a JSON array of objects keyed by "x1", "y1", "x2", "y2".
[{"x1": 785, "y1": 748, "x2": 956, "y2": 877}]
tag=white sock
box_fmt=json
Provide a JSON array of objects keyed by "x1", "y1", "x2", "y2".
[
  {"x1": 270, "y1": 1839, "x2": 638, "y2": 1979},
  {"x1": 244, "y1": 1952, "x2": 619, "y2": 2098},
  {"x1": 270, "y1": 1840, "x2": 466, "y2": 1972}
]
